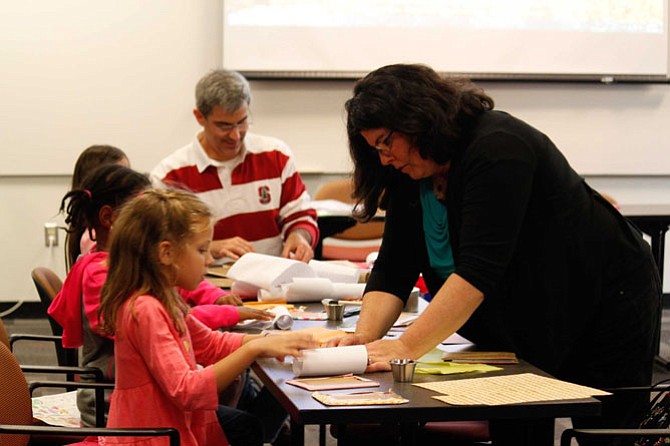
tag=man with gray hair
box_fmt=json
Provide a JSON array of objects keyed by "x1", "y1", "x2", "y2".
[{"x1": 151, "y1": 69, "x2": 319, "y2": 263}]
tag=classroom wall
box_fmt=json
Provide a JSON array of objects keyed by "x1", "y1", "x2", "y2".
[{"x1": 2, "y1": 2, "x2": 670, "y2": 304}]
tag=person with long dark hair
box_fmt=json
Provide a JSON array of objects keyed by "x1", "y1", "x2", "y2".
[{"x1": 334, "y1": 63, "x2": 660, "y2": 445}]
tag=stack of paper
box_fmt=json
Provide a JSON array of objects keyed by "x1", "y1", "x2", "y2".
[
  {"x1": 227, "y1": 253, "x2": 366, "y2": 301},
  {"x1": 442, "y1": 351, "x2": 519, "y2": 364}
]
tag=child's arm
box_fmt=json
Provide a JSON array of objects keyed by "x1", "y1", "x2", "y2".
[
  {"x1": 82, "y1": 255, "x2": 112, "y2": 338},
  {"x1": 178, "y1": 280, "x2": 242, "y2": 306},
  {"x1": 210, "y1": 331, "x2": 318, "y2": 392}
]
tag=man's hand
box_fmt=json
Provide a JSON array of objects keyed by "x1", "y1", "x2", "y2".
[
  {"x1": 210, "y1": 237, "x2": 254, "y2": 260},
  {"x1": 281, "y1": 229, "x2": 314, "y2": 262}
]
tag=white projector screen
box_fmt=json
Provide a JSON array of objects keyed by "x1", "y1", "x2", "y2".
[{"x1": 223, "y1": 0, "x2": 669, "y2": 82}]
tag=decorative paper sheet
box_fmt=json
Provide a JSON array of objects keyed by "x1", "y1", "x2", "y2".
[
  {"x1": 32, "y1": 391, "x2": 80, "y2": 427},
  {"x1": 312, "y1": 390, "x2": 408, "y2": 406},
  {"x1": 413, "y1": 373, "x2": 610, "y2": 406},
  {"x1": 287, "y1": 374, "x2": 380, "y2": 391}
]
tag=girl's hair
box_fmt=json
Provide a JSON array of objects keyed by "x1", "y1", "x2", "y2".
[
  {"x1": 60, "y1": 164, "x2": 150, "y2": 268},
  {"x1": 344, "y1": 63, "x2": 494, "y2": 220},
  {"x1": 99, "y1": 189, "x2": 212, "y2": 336},
  {"x1": 71, "y1": 145, "x2": 128, "y2": 189}
]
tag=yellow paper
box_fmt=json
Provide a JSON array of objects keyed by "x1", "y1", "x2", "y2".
[{"x1": 415, "y1": 348, "x2": 501, "y2": 375}]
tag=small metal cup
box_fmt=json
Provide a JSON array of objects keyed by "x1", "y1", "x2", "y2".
[
  {"x1": 389, "y1": 359, "x2": 417, "y2": 382},
  {"x1": 324, "y1": 302, "x2": 345, "y2": 321}
]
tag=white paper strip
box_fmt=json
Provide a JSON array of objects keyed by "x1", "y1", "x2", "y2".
[
  {"x1": 308, "y1": 259, "x2": 361, "y2": 283},
  {"x1": 293, "y1": 345, "x2": 368, "y2": 377}
]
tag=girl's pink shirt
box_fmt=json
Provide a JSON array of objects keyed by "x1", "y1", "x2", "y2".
[{"x1": 104, "y1": 295, "x2": 245, "y2": 446}]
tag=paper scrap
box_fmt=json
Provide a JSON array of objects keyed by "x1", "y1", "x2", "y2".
[
  {"x1": 312, "y1": 390, "x2": 408, "y2": 406},
  {"x1": 31, "y1": 391, "x2": 81, "y2": 427}
]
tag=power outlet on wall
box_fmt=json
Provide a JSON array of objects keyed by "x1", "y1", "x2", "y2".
[{"x1": 44, "y1": 222, "x2": 59, "y2": 247}]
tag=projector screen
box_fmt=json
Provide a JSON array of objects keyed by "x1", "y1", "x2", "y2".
[{"x1": 223, "y1": 0, "x2": 669, "y2": 82}]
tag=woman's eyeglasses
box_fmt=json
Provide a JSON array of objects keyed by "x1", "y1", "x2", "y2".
[{"x1": 374, "y1": 130, "x2": 394, "y2": 155}]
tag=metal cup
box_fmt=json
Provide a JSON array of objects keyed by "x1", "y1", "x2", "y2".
[
  {"x1": 324, "y1": 302, "x2": 345, "y2": 321},
  {"x1": 389, "y1": 359, "x2": 417, "y2": 382}
]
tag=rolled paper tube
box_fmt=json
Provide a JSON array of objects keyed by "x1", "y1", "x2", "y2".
[
  {"x1": 268, "y1": 305, "x2": 293, "y2": 330},
  {"x1": 292, "y1": 345, "x2": 368, "y2": 377}
]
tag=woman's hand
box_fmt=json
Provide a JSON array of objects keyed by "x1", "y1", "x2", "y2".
[
  {"x1": 236, "y1": 307, "x2": 274, "y2": 322},
  {"x1": 249, "y1": 331, "x2": 319, "y2": 362},
  {"x1": 364, "y1": 339, "x2": 414, "y2": 372},
  {"x1": 323, "y1": 332, "x2": 374, "y2": 348}
]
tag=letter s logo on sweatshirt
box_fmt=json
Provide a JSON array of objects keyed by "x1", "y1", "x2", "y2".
[{"x1": 258, "y1": 186, "x2": 271, "y2": 205}]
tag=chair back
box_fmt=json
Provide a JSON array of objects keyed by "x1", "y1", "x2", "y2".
[
  {"x1": 0, "y1": 342, "x2": 32, "y2": 446},
  {"x1": 314, "y1": 179, "x2": 384, "y2": 240},
  {"x1": 30, "y1": 268, "x2": 78, "y2": 367},
  {"x1": 315, "y1": 179, "x2": 384, "y2": 261},
  {"x1": 0, "y1": 317, "x2": 9, "y2": 349}
]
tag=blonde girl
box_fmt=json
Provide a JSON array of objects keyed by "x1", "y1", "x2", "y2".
[{"x1": 99, "y1": 189, "x2": 316, "y2": 446}]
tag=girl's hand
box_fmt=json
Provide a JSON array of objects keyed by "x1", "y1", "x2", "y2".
[
  {"x1": 364, "y1": 339, "x2": 414, "y2": 372},
  {"x1": 251, "y1": 331, "x2": 318, "y2": 362},
  {"x1": 215, "y1": 293, "x2": 243, "y2": 306},
  {"x1": 236, "y1": 307, "x2": 274, "y2": 322}
]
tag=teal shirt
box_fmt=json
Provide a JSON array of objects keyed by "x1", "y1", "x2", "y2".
[{"x1": 420, "y1": 179, "x2": 455, "y2": 279}]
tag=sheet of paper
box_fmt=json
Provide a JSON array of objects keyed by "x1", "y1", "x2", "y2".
[
  {"x1": 308, "y1": 259, "x2": 361, "y2": 283},
  {"x1": 227, "y1": 252, "x2": 316, "y2": 294},
  {"x1": 287, "y1": 374, "x2": 380, "y2": 391},
  {"x1": 413, "y1": 348, "x2": 501, "y2": 375},
  {"x1": 293, "y1": 345, "x2": 368, "y2": 377},
  {"x1": 413, "y1": 373, "x2": 610, "y2": 406},
  {"x1": 312, "y1": 390, "x2": 408, "y2": 406},
  {"x1": 32, "y1": 391, "x2": 81, "y2": 427}
]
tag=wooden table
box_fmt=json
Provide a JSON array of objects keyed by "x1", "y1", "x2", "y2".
[{"x1": 251, "y1": 318, "x2": 600, "y2": 446}]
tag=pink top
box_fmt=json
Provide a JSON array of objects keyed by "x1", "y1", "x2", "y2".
[{"x1": 103, "y1": 295, "x2": 245, "y2": 446}]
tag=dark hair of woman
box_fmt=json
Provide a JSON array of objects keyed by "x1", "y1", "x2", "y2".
[
  {"x1": 61, "y1": 164, "x2": 150, "y2": 268},
  {"x1": 344, "y1": 64, "x2": 494, "y2": 220}
]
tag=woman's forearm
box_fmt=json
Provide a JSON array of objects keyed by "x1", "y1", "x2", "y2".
[
  {"x1": 400, "y1": 273, "x2": 484, "y2": 358},
  {"x1": 355, "y1": 291, "x2": 404, "y2": 342}
]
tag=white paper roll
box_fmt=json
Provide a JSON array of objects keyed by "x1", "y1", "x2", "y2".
[
  {"x1": 268, "y1": 305, "x2": 293, "y2": 330},
  {"x1": 292, "y1": 345, "x2": 368, "y2": 377}
]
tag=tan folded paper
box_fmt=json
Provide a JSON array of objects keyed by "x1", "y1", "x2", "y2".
[{"x1": 312, "y1": 390, "x2": 408, "y2": 406}]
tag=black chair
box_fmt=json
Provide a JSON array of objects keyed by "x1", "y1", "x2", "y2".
[
  {"x1": 561, "y1": 383, "x2": 670, "y2": 445},
  {"x1": 30, "y1": 267, "x2": 78, "y2": 368}
]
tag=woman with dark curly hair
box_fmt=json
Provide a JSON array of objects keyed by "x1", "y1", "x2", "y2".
[{"x1": 335, "y1": 64, "x2": 660, "y2": 445}]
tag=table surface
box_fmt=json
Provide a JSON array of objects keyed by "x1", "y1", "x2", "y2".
[
  {"x1": 253, "y1": 355, "x2": 600, "y2": 427},
  {"x1": 249, "y1": 312, "x2": 600, "y2": 445},
  {"x1": 620, "y1": 204, "x2": 670, "y2": 218}
]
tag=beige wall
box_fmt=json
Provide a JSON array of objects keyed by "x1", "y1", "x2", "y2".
[{"x1": 3, "y1": 1, "x2": 670, "y2": 303}]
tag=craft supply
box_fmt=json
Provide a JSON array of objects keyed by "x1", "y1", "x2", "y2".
[
  {"x1": 389, "y1": 359, "x2": 417, "y2": 382},
  {"x1": 293, "y1": 345, "x2": 368, "y2": 377},
  {"x1": 324, "y1": 301, "x2": 345, "y2": 321},
  {"x1": 442, "y1": 351, "x2": 519, "y2": 364},
  {"x1": 312, "y1": 390, "x2": 408, "y2": 406},
  {"x1": 269, "y1": 305, "x2": 293, "y2": 330},
  {"x1": 286, "y1": 374, "x2": 379, "y2": 391}
]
